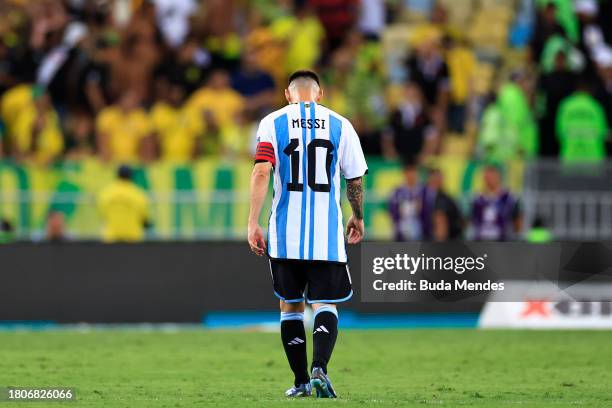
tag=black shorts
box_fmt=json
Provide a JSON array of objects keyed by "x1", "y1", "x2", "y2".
[{"x1": 269, "y1": 259, "x2": 353, "y2": 304}]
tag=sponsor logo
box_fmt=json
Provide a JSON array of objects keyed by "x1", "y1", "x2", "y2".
[{"x1": 287, "y1": 337, "x2": 305, "y2": 345}]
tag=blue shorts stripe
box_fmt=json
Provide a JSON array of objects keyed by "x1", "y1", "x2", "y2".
[
  {"x1": 306, "y1": 290, "x2": 353, "y2": 304},
  {"x1": 280, "y1": 312, "x2": 305, "y2": 321},
  {"x1": 274, "y1": 290, "x2": 305, "y2": 303}
]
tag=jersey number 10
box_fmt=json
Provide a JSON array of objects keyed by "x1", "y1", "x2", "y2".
[{"x1": 283, "y1": 138, "x2": 334, "y2": 193}]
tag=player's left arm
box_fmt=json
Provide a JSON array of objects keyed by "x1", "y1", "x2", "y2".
[
  {"x1": 346, "y1": 177, "x2": 364, "y2": 244},
  {"x1": 340, "y1": 120, "x2": 368, "y2": 245}
]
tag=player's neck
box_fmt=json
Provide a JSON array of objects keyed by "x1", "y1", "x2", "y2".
[
  {"x1": 289, "y1": 92, "x2": 317, "y2": 104},
  {"x1": 290, "y1": 99, "x2": 316, "y2": 104}
]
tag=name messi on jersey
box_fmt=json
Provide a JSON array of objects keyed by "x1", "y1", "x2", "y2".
[{"x1": 291, "y1": 118, "x2": 326, "y2": 129}]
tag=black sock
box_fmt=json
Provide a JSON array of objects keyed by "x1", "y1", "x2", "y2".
[
  {"x1": 280, "y1": 315, "x2": 309, "y2": 386},
  {"x1": 311, "y1": 308, "x2": 338, "y2": 374}
]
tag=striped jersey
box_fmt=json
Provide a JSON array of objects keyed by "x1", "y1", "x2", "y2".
[{"x1": 254, "y1": 102, "x2": 368, "y2": 263}]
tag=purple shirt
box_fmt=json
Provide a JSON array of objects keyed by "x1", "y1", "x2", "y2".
[
  {"x1": 471, "y1": 191, "x2": 520, "y2": 241},
  {"x1": 389, "y1": 185, "x2": 426, "y2": 241}
]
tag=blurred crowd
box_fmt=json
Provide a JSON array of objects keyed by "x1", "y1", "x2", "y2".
[
  {"x1": 0, "y1": 0, "x2": 610, "y2": 243},
  {"x1": 0, "y1": 0, "x2": 609, "y2": 167},
  {"x1": 388, "y1": 159, "x2": 532, "y2": 243}
]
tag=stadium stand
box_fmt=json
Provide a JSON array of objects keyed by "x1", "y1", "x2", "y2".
[{"x1": 0, "y1": 0, "x2": 610, "y2": 241}]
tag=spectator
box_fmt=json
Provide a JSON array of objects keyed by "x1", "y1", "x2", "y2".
[
  {"x1": 310, "y1": 0, "x2": 359, "y2": 52},
  {"x1": 45, "y1": 211, "x2": 67, "y2": 242},
  {"x1": 188, "y1": 70, "x2": 245, "y2": 132},
  {"x1": 358, "y1": 0, "x2": 386, "y2": 40},
  {"x1": 155, "y1": 39, "x2": 212, "y2": 97},
  {"x1": 150, "y1": 81, "x2": 203, "y2": 162},
  {"x1": 536, "y1": 50, "x2": 577, "y2": 157},
  {"x1": 530, "y1": 2, "x2": 566, "y2": 62},
  {"x1": 443, "y1": 35, "x2": 476, "y2": 134},
  {"x1": 405, "y1": 34, "x2": 449, "y2": 114},
  {"x1": 384, "y1": 82, "x2": 437, "y2": 162},
  {"x1": 65, "y1": 110, "x2": 95, "y2": 159},
  {"x1": 388, "y1": 159, "x2": 425, "y2": 241},
  {"x1": 270, "y1": 2, "x2": 325, "y2": 76},
  {"x1": 153, "y1": 0, "x2": 198, "y2": 49},
  {"x1": 75, "y1": 37, "x2": 114, "y2": 115},
  {"x1": 11, "y1": 87, "x2": 64, "y2": 164},
  {"x1": 187, "y1": 70, "x2": 245, "y2": 154},
  {"x1": 343, "y1": 32, "x2": 386, "y2": 134},
  {"x1": 0, "y1": 218, "x2": 14, "y2": 244},
  {"x1": 96, "y1": 90, "x2": 153, "y2": 162},
  {"x1": 470, "y1": 165, "x2": 522, "y2": 241},
  {"x1": 575, "y1": 0, "x2": 605, "y2": 64},
  {"x1": 107, "y1": 1, "x2": 162, "y2": 103},
  {"x1": 497, "y1": 71, "x2": 538, "y2": 158},
  {"x1": 1, "y1": 84, "x2": 34, "y2": 138},
  {"x1": 423, "y1": 168, "x2": 462, "y2": 241},
  {"x1": 97, "y1": 165, "x2": 151, "y2": 243},
  {"x1": 478, "y1": 93, "x2": 520, "y2": 162},
  {"x1": 230, "y1": 50, "x2": 276, "y2": 119},
  {"x1": 556, "y1": 79, "x2": 609, "y2": 163}
]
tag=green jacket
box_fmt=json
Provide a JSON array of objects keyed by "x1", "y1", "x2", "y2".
[
  {"x1": 556, "y1": 92, "x2": 609, "y2": 162},
  {"x1": 498, "y1": 83, "x2": 539, "y2": 157},
  {"x1": 478, "y1": 103, "x2": 519, "y2": 162}
]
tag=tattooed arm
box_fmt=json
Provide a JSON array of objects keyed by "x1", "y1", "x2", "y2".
[
  {"x1": 346, "y1": 177, "x2": 364, "y2": 219},
  {"x1": 345, "y1": 177, "x2": 364, "y2": 244}
]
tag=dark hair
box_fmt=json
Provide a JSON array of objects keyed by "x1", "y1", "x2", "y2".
[
  {"x1": 117, "y1": 165, "x2": 133, "y2": 180},
  {"x1": 428, "y1": 167, "x2": 442, "y2": 176},
  {"x1": 484, "y1": 162, "x2": 502, "y2": 173},
  {"x1": 532, "y1": 215, "x2": 546, "y2": 228},
  {"x1": 1, "y1": 218, "x2": 13, "y2": 233},
  {"x1": 401, "y1": 155, "x2": 419, "y2": 169},
  {"x1": 288, "y1": 70, "x2": 320, "y2": 87}
]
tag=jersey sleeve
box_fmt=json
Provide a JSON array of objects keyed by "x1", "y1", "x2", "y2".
[
  {"x1": 254, "y1": 117, "x2": 276, "y2": 165},
  {"x1": 339, "y1": 119, "x2": 368, "y2": 179}
]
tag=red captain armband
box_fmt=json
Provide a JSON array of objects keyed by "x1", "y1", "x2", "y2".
[{"x1": 254, "y1": 142, "x2": 276, "y2": 165}]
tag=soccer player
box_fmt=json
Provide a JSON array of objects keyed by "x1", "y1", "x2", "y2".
[{"x1": 247, "y1": 70, "x2": 368, "y2": 398}]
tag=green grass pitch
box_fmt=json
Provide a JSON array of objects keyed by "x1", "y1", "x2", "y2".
[{"x1": 0, "y1": 329, "x2": 610, "y2": 407}]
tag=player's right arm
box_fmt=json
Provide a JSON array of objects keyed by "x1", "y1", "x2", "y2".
[
  {"x1": 248, "y1": 116, "x2": 275, "y2": 256},
  {"x1": 248, "y1": 161, "x2": 271, "y2": 256}
]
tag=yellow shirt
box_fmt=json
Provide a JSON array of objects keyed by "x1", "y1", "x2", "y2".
[
  {"x1": 12, "y1": 105, "x2": 64, "y2": 163},
  {"x1": 1, "y1": 84, "x2": 33, "y2": 133},
  {"x1": 150, "y1": 102, "x2": 203, "y2": 162},
  {"x1": 271, "y1": 16, "x2": 324, "y2": 74},
  {"x1": 447, "y1": 46, "x2": 476, "y2": 104},
  {"x1": 187, "y1": 88, "x2": 244, "y2": 128},
  {"x1": 98, "y1": 180, "x2": 150, "y2": 242},
  {"x1": 96, "y1": 106, "x2": 151, "y2": 162}
]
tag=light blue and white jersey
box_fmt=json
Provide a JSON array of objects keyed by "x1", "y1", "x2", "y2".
[{"x1": 255, "y1": 102, "x2": 368, "y2": 263}]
